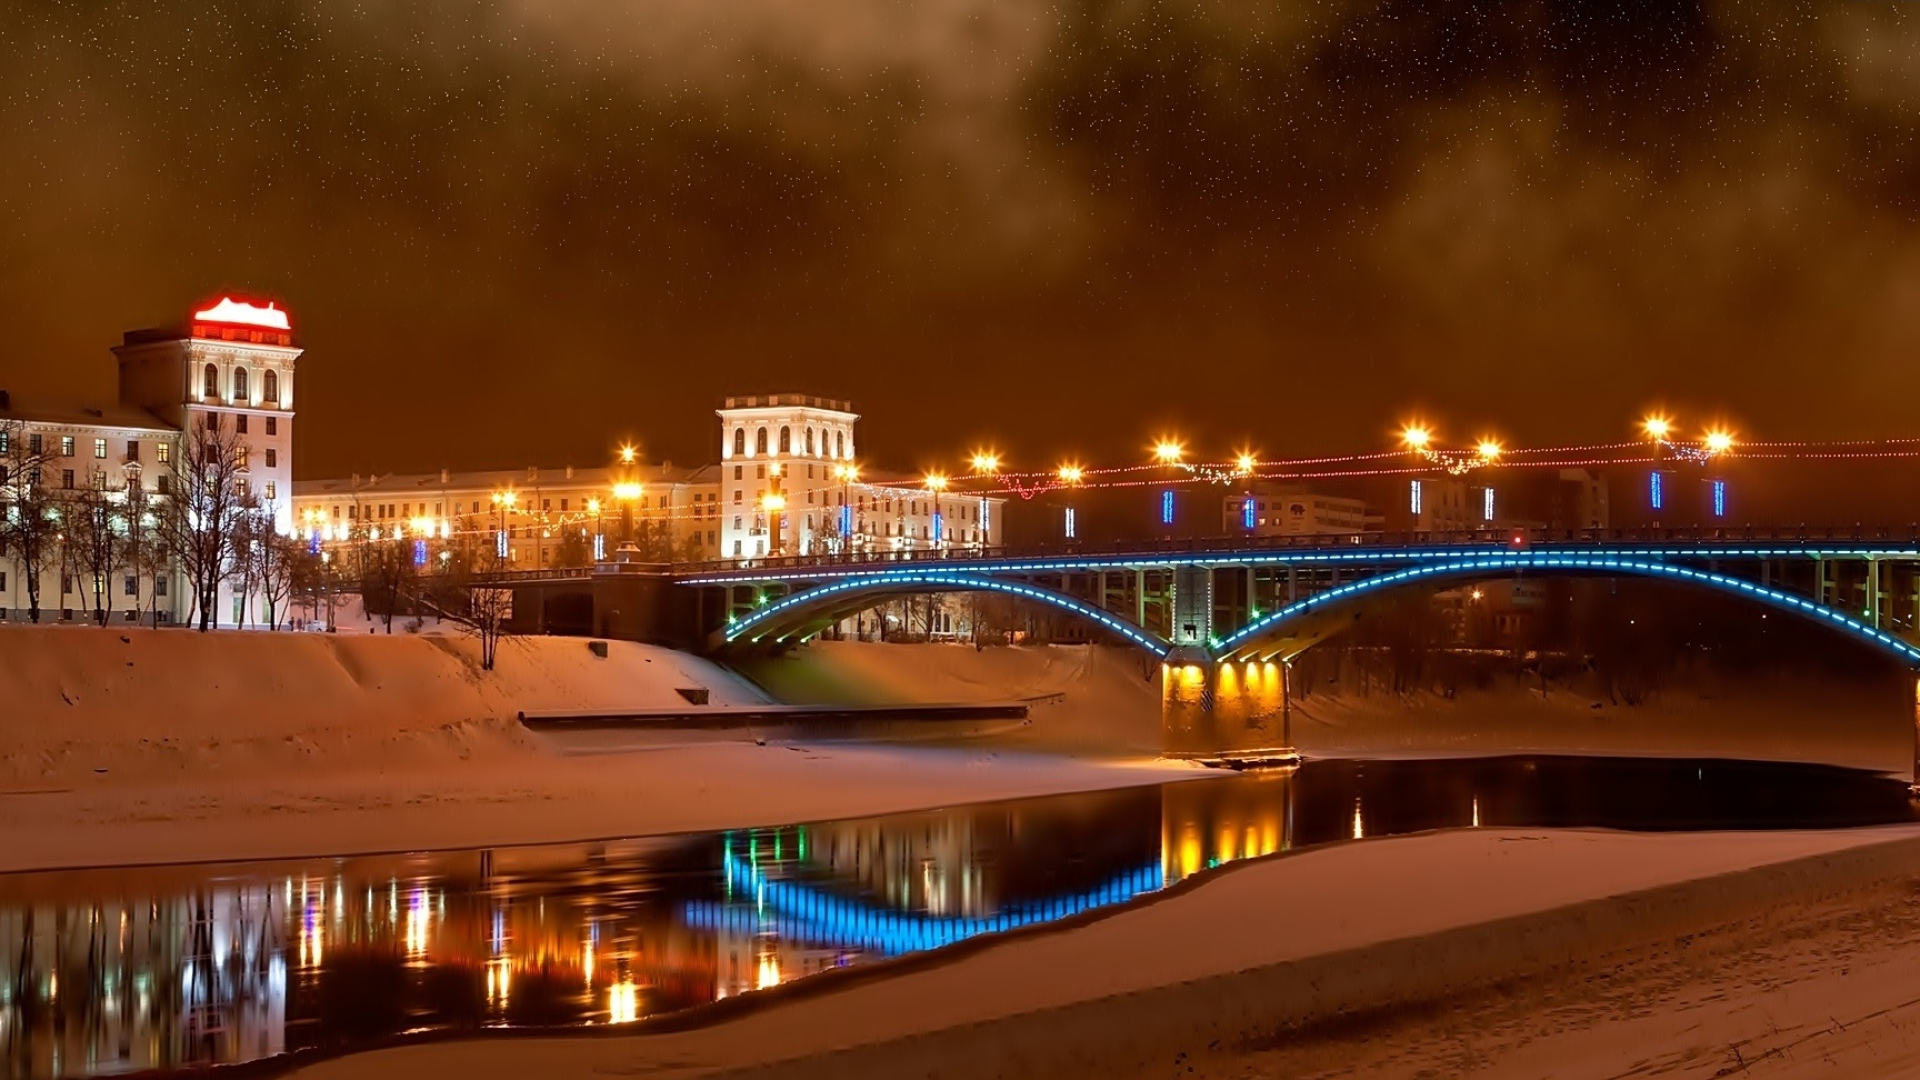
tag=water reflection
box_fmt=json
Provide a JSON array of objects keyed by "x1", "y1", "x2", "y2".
[{"x1": 2, "y1": 756, "x2": 1912, "y2": 1078}]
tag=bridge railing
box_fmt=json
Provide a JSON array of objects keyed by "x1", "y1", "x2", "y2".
[{"x1": 673, "y1": 523, "x2": 1920, "y2": 578}]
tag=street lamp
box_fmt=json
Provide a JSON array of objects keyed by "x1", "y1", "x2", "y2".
[
  {"x1": 832, "y1": 462, "x2": 859, "y2": 553},
  {"x1": 1234, "y1": 451, "x2": 1256, "y2": 476},
  {"x1": 968, "y1": 452, "x2": 999, "y2": 551},
  {"x1": 490, "y1": 488, "x2": 517, "y2": 563},
  {"x1": 1476, "y1": 439, "x2": 1502, "y2": 461},
  {"x1": 586, "y1": 496, "x2": 603, "y2": 561},
  {"x1": 1058, "y1": 462, "x2": 1083, "y2": 542},
  {"x1": 1643, "y1": 414, "x2": 1673, "y2": 524},
  {"x1": 1703, "y1": 429, "x2": 1735, "y2": 456},
  {"x1": 925, "y1": 472, "x2": 949, "y2": 550},
  {"x1": 1153, "y1": 438, "x2": 1183, "y2": 532},
  {"x1": 1400, "y1": 424, "x2": 1433, "y2": 453}
]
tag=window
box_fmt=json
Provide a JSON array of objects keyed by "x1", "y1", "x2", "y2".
[
  {"x1": 265, "y1": 481, "x2": 276, "y2": 500},
  {"x1": 560, "y1": 498, "x2": 568, "y2": 511},
  {"x1": 28, "y1": 433, "x2": 41, "y2": 454},
  {"x1": 755, "y1": 465, "x2": 766, "y2": 480},
  {"x1": 93, "y1": 438, "x2": 106, "y2": 459},
  {"x1": 235, "y1": 478, "x2": 249, "y2": 498},
  {"x1": 263, "y1": 370, "x2": 278, "y2": 406},
  {"x1": 155, "y1": 577, "x2": 167, "y2": 597},
  {"x1": 61, "y1": 573, "x2": 72, "y2": 595},
  {"x1": 733, "y1": 428, "x2": 746, "y2": 456},
  {"x1": 203, "y1": 363, "x2": 218, "y2": 397},
  {"x1": 835, "y1": 431, "x2": 845, "y2": 458},
  {"x1": 156, "y1": 442, "x2": 170, "y2": 464},
  {"x1": 805, "y1": 427, "x2": 815, "y2": 455},
  {"x1": 266, "y1": 417, "x2": 277, "y2": 436},
  {"x1": 61, "y1": 469, "x2": 74, "y2": 489},
  {"x1": 126, "y1": 440, "x2": 138, "y2": 461},
  {"x1": 236, "y1": 446, "x2": 248, "y2": 469},
  {"x1": 265, "y1": 449, "x2": 276, "y2": 468},
  {"x1": 779, "y1": 426, "x2": 791, "y2": 454},
  {"x1": 124, "y1": 575, "x2": 137, "y2": 597},
  {"x1": 60, "y1": 436, "x2": 74, "y2": 457},
  {"x1": 755, "y1": 428, "x2": 768, "y2": 455},
  {"x1": 733, "y1": 490, "x2": 742, "y2": 504},
  {"x1": 205, "y1": 413, "x2": 219, "y2": 431},
  {"x1": 92, "y1": 470, "x2": 105, "y2": 490},
  {"x1": 471, "y1": 500, "x2": 480, "y2": 513},
  {"x1": 232, "y1": 367, "x2": 249, "y2": 401},
  {"x1": 0, "y1": 572, "x2": 6, "y2": 591},
  {"x1": 542, "y1": 499, "x2": 550, "y2": 511},
  {"x1": 235, "y1": 414, "x2": 248, "y2": 434},
  {"x1": 733, "y1": 465, "x2": 743, "y2": 480},
  {"x1": 158, "y1": 475, "x2": 171, "y2": 494},
  {"x1": 0, "y1": 431, "x2": 7, "y2": 454},
  {"x1": 733, "y1": 515, "x2": 742, "y2": 530}
]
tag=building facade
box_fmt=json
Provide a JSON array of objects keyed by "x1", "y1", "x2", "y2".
[
  {"x1": 1224, "y1": 484, "x2": 1377, "y2": 539},
  {"x1": 0, "y1": 297, "x2": 301, "y2": 626}
]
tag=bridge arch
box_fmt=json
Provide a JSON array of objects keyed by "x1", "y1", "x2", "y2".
[
  {"x1": 722, "y1": 572, "x2": 1175, "y2": 658},
  {"x1": 1211, "y1": 552, "x2": 1920, "y2": 666}
]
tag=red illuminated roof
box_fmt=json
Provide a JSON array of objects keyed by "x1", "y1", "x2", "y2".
[{"x1": 192, "y1": 297, "x2": 290, "y2": 331}]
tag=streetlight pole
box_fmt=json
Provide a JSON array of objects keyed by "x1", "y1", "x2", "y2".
[
  {"x1": 833, "y1": 462, "x2": 859, "y2": 555},
  {"x1": 612, "y1": 444, "x2": 642, "y2": 561},
  {"x1": 1643, "y1": 416, "x2": 1672, "y2": 530},
  {"x1": 1058, "y1": 463, "x2": 1083, "y2": 547},
  {"x1": 969, "y1": 452, "x2": 999, "y2": 553}
]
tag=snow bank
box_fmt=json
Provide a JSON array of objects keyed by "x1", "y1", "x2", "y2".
[
  {"x1": 0, "y1": 625, "x2": 770, "y2": 789},
  {"x1": 288, "y1": 824, "x2": 1920, "y2": 1080}
]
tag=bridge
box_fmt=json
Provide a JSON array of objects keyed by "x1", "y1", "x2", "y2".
[{"x1": 470, "y1": 528, "x2": 1920, "y2": 774}]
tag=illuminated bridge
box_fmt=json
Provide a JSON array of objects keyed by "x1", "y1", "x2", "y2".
[{"x1": 682, "y1": 529, "x2": 1920, "y2": 665}]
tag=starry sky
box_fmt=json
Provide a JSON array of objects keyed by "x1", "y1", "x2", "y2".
[{"x1": 4, "y1": 1, "x2": 1920, "y2": 479}]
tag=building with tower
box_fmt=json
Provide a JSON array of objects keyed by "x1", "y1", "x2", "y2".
[{"x1": 0, "y1": 296, "x2": 301, "y2": 626}]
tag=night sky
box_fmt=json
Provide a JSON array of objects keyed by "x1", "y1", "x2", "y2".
[{"x1": 5, "y1": 2, "x2": 1920, "y2": 480}]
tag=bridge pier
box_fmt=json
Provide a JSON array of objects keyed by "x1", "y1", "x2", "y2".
[
  {"x1": 1870, "y1": 558, "x2": 1883, "y2": 629},
  {"x1": 1162, "y1": 658, "x2": 1298, "y2": 764}
]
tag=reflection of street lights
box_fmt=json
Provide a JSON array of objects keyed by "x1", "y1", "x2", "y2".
[
  {"x1": 613, "y1": 480, "x2": 642, "y2": 556},
  {"x1": 586, "y1": 496, "x2": 603, "y2": 561}
]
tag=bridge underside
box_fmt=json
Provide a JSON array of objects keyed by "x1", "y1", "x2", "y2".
[{"x1": 709, "y1": 552, "x2": 1920, "y2": 669}]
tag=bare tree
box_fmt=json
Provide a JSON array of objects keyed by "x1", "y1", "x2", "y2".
[
  {"x1": 121, "y1": 472, "x2": 169, "y2": 628},
  {"x1": 0, "y1": 422, "x2": 60, "y2": 623},
  {"x1": 160, "y1": 419, "x2": 250, "y2": 631},
  {"x1": 59, "y1": 485, "x2": 123, "y2": 626},
  {"x1": 253, "y1": 508, "x2": 301, "y2": 630},
  {"x1": 438, "y1": 532, "x2": 514, "y2": 670},
  {"x1": 359, "y1": 534, "x2": 419, "y2": 634}
]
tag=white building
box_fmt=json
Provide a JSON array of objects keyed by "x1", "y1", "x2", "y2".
[
  {"x1": 1225, "y1": 484, "x2": 1376, "y2": 539},
  {"x1": 292, "y1": 463, "x2": 723, "y2": 568},
  {"x1": 716, "y1": 394, "x2": 1002, "y2": 560},
  {"x1": 0, "y1": 296, "x2": 300, "y2": 626}
]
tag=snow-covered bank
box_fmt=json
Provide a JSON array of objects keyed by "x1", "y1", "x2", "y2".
[
  {"x1": 287, "y1": 824, "x2": 1920, "y2": 1080},
  {"x1": 0, "y1": 629, "x2": 1190, "y2": 871}
]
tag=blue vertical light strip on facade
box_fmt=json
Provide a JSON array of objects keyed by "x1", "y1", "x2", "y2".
[
  {"x1": 308, "y1": 530, "x2": 321, "y2": 555},
  {"x1": 840, "y1": 504, "x2": 852, "y2": 536},
  {"x1": 496, "y1": 530, "x2": 508, "y2": 559},
  {"x1": 1064, "y1": 507, "x2": 1077, "y2": 539},
  {"x1": 593, "y1": 533, "x2": 605, "y2": 561},
  {"x1": 1243, "y1": 497, "x2": 1255, "y2": 530},
  {"x1": 1650, "y1": 470, "x2": 1664, "y2": 510},
  {"x1": 413, "y1": 539, "x2": 428, "y2": 567},
  {"x1": 932, "y1": 512, "x2": 944, "y2": 542},
  {"x1": 1161, "y1": 490, "x2": 1175, "y2": 526},
  {"x1": 1712, "y1": 478, "x2": 1726, "y2": 518},
  {"x1": 1410, "y1": 479, "x2": 1423, "y2": 515},
  {"x1": 1482, "y1": 487, "x2": 1494, "y2": 522}
]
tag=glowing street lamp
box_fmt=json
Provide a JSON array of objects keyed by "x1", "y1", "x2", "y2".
[
  {"x1": 1153, "y1": 439, "x2": 1185, "y2": 465},
  {"x1": 1703, "y1": 429, "x2": 1735, "y2": 456},
  {"x1": 1234, "y1": 451, "x2": 1257, "y2": 476},
  {"x1": 1476, "y1": 439, "x2": 1502, "y2": 461},
  {"x1": 832, "y1": 462, "x2": 860, "y2": 552},
  {"x1": 1642, "y1": 415, "x2": 1673, "y2": 441},
  {"x1": 924, "y1": 473, "x2": 950, "y2": 549},
  {"x1": 1058, "y1": 462, "x2": 1084, "y2": 542},
  {"x1": 968, "y1": 453, "x2": 999, "y2": 551},
  {"x1": 1400, "y1": 424, "x2": 1433, "y2": 453},
  {"x1": 490, "y1": 488, "x2": 517, "y2": 562},
  {"x1": 1642, "y1": 415, "x2": 1674, "y2": 524}
]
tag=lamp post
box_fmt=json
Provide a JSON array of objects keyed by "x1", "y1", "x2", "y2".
[
  {"x1": 1058, "y1": 463, "x2": 1084, "y2": 545},
  {"x1": 766, "y1": 460, "x2": 785, "y2": 558},
  {"x1": 832, "y1": 462, "x2": 859, "y2": 554},
  {"x1": 491, "y1": 488, "x2": 516, "y2": 564},
  {"x1": 761, "y1": 490, "x2": 786, "y2": 563},
  {"x1": 1153, "y1": 439, "x2": 1183, "y2": 535},
  {"x1": 968, "y1": 452, "x2": 999, "y2": 552},
  {"x1": 1475, "y1": 438, "x2": 1501, "y2": 530},
  {"x1": 1703, "y1": 428, "x2": 1734, "y2": 526},
  {"x1": 925, "y1": 472, "x2": 949, "y2": 552},
  {"x1": 586, "y1": 497, "x2": 603, "y2": 562},
  {"x1": 613, "y1": 444, "x2": 642, "y2": 561},
  {"x1": 1643, "y1": 415, "x2": 1672, "y2": 529},
  {"x1": 1399, "y1": 423, "x2": 1432, "y2": 532}
]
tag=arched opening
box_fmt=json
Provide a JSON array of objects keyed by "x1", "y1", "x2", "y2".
[
  {"x1": 263, "y1": 370, "x2": 279, "y2": 407},
  {"x1": 732, "y1": 427, "x2": 746, "y2": 457},
  {"x1": 202, "y1": 364, "x2": 218, "y2": 398},
  {"x1": 232, "y1": 367, "x2": 249, "y2": 402},
  {"x1": 805, "y1": 427, "x2": 816, "y2": 456},
  {"x1": 835, "y1": 431, "x2": 846, "y2": 459},
  {"x1": 755, "y1": 427, "x2": 769, "y2": 455},
  {"x1": 779, "y1": 426, "x2": 792, "y2": 454},
  {"x1": 722, "y1": 572, "x2": 1173, "y2": 658}
]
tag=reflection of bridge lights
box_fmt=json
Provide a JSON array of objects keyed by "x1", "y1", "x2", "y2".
[
  {"x1": 486, "y1": 957, "x2": 512, "y2": 1009},
  {"x1": 756, "y1": 953, "x2": 783, "y2": 990},
  {"x1": 1352, "y1": 799, "x2": 1364, "y2": 840},
  {"x1": 405, "y1": 888, "x2": 430, "y2": 959},
  {"x1": 607, "y1": 979, "x2": 639, "y2": 1023}
]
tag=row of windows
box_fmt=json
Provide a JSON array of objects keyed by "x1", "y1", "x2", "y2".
[
  {"x1": 203, "y1": 412, "x2": 278, "y2": 437},
  {"x1": 202, "y1": 363, "x2": 284, "y2": 407},
  {"x1": 5, "y1": 433, "x2": 161, "y2": 464},
  {"x1": 0, "y1": 467, "x2": 173, "y2": 495},
  {"x1": 730, "y1": 424, "x2": 846, "y2": 460}
]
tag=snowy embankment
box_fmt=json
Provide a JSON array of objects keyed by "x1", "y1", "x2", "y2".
[
  {"x1": 0, "y1": 629, "x2": 1187, "y2": 871},
  {"x1": 289, "y1": 823, "x2": 1920, "y2": 1080}
]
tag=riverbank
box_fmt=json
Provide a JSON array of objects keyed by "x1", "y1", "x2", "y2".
[
  {"x1": 0, "y1": 628, "x2": 1189, "y2": 871},
  {"x1": 287, "y1": 822, "x2": 1920, "y2": 1080}
]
